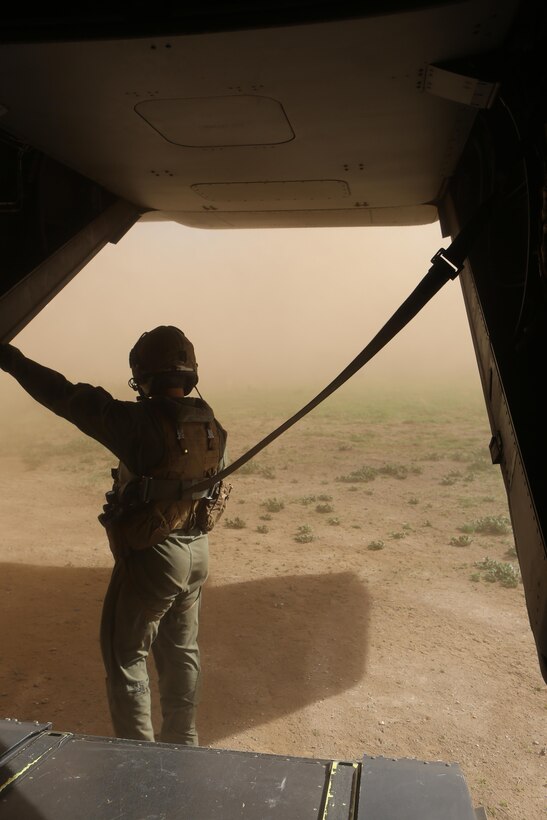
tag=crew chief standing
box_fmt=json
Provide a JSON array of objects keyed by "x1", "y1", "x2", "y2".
[{"x1": 0, "y1": 326, "x2": 227, "y2": 745}]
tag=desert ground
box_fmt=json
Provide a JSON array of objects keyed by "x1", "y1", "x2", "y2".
[{"x1": 0, "y1": 384, "x2": 545, "y2": 819}]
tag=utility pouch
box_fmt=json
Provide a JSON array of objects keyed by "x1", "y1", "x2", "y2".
[{"x1": 195, "y1": 480, "x2": 232, "y2": 533}]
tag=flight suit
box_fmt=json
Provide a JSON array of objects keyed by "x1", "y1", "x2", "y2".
[{"x1": 0, "y1": 343, "x2": 224, "y2": 744}]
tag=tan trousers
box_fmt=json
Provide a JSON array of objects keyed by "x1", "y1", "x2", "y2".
[{"x1": 100, "y1": 529, "x2": 209, "y2": 745}]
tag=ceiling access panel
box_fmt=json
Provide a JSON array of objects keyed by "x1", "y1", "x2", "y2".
[
  {"x1": 0, "y1": 1, "x2": 519, "y2": 228},
  {"x1": 134, "y1": 94, "x2": 296, "y2": 147}
]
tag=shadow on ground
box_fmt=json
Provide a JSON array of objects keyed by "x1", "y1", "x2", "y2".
[{"x1": 0, "y1": 564, "x2": 370, "y2": 744}]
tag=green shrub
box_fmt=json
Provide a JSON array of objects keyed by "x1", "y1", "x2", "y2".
[
  {"x1": 450, "y1": 535, "x2": 473, "y2": 547},
  {"x1": 367, "y1": 540, "x2": 385, "y2": 551},
  {"x1": 473, "y1": 557, "x2": 521, "y2": 587},
  {"x1": 262, "y1": 498, "x2": 285, "y2": 513},
  {"x1": 377, "y1": 463, "x2": 421, "y2": 479},
  {"x1": 224, "y1": 517, "x2": 247, "y2": 530},
  {"x1": 337, "y1": 465, "x2": 377, "y2": 483},
  {"x1": 328, "y1": 517, "x2": 340, "y2": 526},
  {"x1": 337, "y1": 463, "x2": 420, "y2": 483},
  {"x1": 315, "y1": 503, "x2": 334, "y2": 514},
  {"x1": 256, "y1": 525, "x2": 269, "y2": 534},
  {"x1": 459, "y1": 515, "x2": 512, "y2": 536},
  {"x1": 296, "y1": 495, "x2": 316, "y2": 505},
  {"x1": 294, "y1": 525, "x2": 314, "y2": 543}
]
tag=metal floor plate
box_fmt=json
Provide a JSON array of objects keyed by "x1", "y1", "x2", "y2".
[
  {"x1": 0, "y1": 720, "x2": 481, "y2": 819},
  {"x1": 0, "y1": 728, "x2": 357, "y2": 820}
]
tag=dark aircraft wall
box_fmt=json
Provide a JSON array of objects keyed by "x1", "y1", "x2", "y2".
[{"x1": 442, "y1": 28, "x2": 547, "y2": 676}]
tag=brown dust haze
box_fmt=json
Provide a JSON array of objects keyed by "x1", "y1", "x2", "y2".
[{"x1": 4, "y1": 220, "x2": 481, "y2": 417}]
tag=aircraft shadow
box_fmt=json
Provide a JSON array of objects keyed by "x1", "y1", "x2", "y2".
[
  {"x1": 199, "y1": 570, "x2": 370, "y2": 745},
  {"x1": 0, "y1": 563, "x2": 370, "y2": 746}
]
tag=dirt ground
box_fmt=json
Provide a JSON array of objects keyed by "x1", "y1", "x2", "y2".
[{"x1": 0, "y1": 385, "x2": 545, "y2": 819}]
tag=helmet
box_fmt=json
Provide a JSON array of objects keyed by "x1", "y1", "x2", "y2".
[{"x1": 129, "y1": 326, "x2": 198, "y2": 391}]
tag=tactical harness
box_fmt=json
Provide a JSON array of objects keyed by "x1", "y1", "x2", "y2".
[{"x1": 100, "y1": 397, "x2": 228, "y2": 554}]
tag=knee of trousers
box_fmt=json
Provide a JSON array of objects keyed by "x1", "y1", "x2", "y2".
[{"x1": 107, "y1": 678, "x2": 151, "y2": 699}]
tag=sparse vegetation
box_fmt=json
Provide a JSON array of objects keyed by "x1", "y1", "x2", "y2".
[
  {"x1": 294, "y1": 525, "x2": 314, "y2": 543},
  {"x1": 389, "y1": 531, "x2": 406, "y2": 540},
  {"x1": 315, "y1": 503, "x2": 334, "y2": 513},
  {"x1": 3, "y1": 387, "x2": 535, "y2": 820},
  {"x1": 450, "y1": 535, "x2": 473, "y2": 547},
  {"x1": 337, "y1": 462, "x2": 420, "y2": 483},
  {"x1": 421, "y1": 451, "x2": 443, "y2": 462},
  {"x1": 262, "y1": 498, "x2": 285, "y2": 513},
  {"x1": 457, "y1": 496, "x2": 476, "y2": 509},
  {"x1": 459, "y1": 515, "x2": 512, "y2": 536},
  {"x1": 440, "y1": 471, "x2": 462, "y2": 486},
  {"x1": 337, "y1": 465, "x2": 377, "y2": 483},
  {"x1": 377, "y1": 463, "x2": 421, "y2": 479},
  {"x1": 473, "y1": 557, "x2": 521, "y2": 588},
  {"x1": 224, "y1": 517, "x2": 247, "y2": 530},
  {"x1": 238, "y1": 460, "x2": 276, "y2": 479}
]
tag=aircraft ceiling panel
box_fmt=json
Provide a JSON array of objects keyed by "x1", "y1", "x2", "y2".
[
  {"x1": 135, "y1": 95, "x2": 295, "y2": 147},
  {"x1": 0, "y1": 0, "x2": 519, "y2": 228}
]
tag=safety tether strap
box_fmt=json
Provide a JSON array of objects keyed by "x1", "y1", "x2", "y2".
[{"x1": 184, "y1": 195, "x2": 495, "y2": 499}]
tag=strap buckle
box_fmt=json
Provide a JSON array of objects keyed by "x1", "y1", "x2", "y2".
[{"x1": 430, "y1": 248, "x2": 462, "y2": 280}]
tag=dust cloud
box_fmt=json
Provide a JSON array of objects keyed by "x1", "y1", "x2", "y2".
[{"x1": 4, "y1": 220, "x2": 481, "y2": 419}]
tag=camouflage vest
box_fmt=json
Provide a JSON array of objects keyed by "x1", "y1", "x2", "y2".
[{"x1": 106, "y1": 397, "x2": 224, "y2": 554}]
